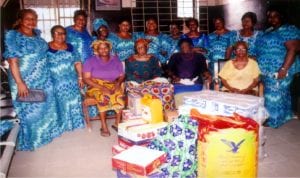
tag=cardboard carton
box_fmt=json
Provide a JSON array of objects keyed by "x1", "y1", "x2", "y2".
[{"x1": 112, "y1": 146, "x2": 166, "y2": 176}]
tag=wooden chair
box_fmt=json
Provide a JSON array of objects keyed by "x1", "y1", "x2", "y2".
[
  {"x1": 82, "y1": 96, "x2": 100, "y2": 132},
  {"x1": 81, "y1": 90, "x2": 117, "y2": 132},
  {"x1": 213, "y1": 59, "x2": 264, "y2": 97}
]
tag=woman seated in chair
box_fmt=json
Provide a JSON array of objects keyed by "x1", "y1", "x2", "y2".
[
  {"x1": 219, "y1": 41, "x2": 260, "y2": 95},
  {"x1": 125, "y1": 39, "x2": 175, "y2": 110},
  {"x1": 83, "y1": 40, "x2": 125, "y2": 137},
  {"x1": 167, "y1": 38, "x2": 212, "y2": 94},
  {"x1": 125, "y1": 38, "x2": 162, "y2": 83}
]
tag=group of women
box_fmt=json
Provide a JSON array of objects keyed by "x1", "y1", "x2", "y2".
[{"x1": 3, "y1": 7, "x2": 299, "y2": 151}]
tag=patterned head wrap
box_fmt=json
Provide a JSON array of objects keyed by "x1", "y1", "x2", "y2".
[
  {"x1": 91, "y1": 40, "x2": 112, "y2": 55},
  {"x1": 93, "y1": 18, "x2": 109, "y2": 32}
]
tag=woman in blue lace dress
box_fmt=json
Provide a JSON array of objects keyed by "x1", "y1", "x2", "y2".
[
  {"x1": 133, "y1": 17, "x2": 172, "y2": 64},
  {"x1": 168, "y1": 21, "x2": 182, "y2": 56},
  {"x1": 109, "y1": 19, "x2": 135, "y2": 63},
  {"x1": 208, "y1": 17, "x2": 234, "y2": 76},
  {"x1": 226, "y1": 12, "x2": 262, "y2": 59},
  {"x1": 256, "y1": 9, "x2": 300, "y2": 128},
  {"x1": 181, "y1": 18, "x2": 209, "y2": 55},
  {"x1": 66, "y1": 10, "x2": 93, "y2": 63},
  {"x1": 3, "y1": 9, "x2": 62, "y2": 151},
  {"x1": 47, "y1": 25, "x2": 85, "y2": 131}
]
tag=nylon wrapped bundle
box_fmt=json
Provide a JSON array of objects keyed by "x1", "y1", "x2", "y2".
[{"x1": 191, "y1": 109, "x2": 259, "y2": 178}]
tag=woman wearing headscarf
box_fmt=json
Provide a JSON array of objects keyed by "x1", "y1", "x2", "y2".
[
  {"x1": 3, "y1": 9, "x2": 62, "y2": 150},
  {"x1": 125, "y1": 38, "x2": 162, "y2": 83},
  {"x1": 125, "y1": 39, "x2": 175, "y2": 110},
  {"x1": 256, "y1": 8, "x2": 300, "y2": 128},
  {"x1": 83, "y1": 40, "x2": 125, "y2": 136},
  {"x1": 92, "y1": 18, "x2": 112, "y2": 41}
]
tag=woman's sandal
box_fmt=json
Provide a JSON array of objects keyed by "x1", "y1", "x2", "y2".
[
  {"x1": 100, "y1": 128, "x2": 110, "y2": 137},
  {"x1": 111, "y1": 125, "x2": 118, "y2": 132}
]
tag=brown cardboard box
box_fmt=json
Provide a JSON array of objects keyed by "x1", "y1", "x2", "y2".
[{"x1": 163, "y1": 110, "x2": 179, "y2": 123}]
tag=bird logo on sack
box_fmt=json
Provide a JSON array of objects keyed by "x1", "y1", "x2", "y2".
[{"x1": 221, "y1": 139, "x2": 245, "y2": 153}]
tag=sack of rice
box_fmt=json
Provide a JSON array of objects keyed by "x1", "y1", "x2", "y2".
[{"x1": 191, "y1": 109, "x2": 259, "y2": 178}]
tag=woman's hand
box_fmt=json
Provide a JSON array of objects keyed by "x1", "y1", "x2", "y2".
[
  {"x1": 277, "y1": 68, "x2": 288, "y2": 79},
  {"x1": 203, "y1": 72, "x2": 212, "y2": 84},
  {"x1": 78, "y1": 78, "x2": 84, "y2": 88},
  {"x1": 17, "y1": 81, "x2": 29, "y2": 97},
  {"x1": 193, "y1": 47, "x2": 207, "y2": 54},
  {"x1": 229, "y1": 87, "x2": 240, "y2": 93},
  {"x1": 113, "y1": 83, "x2": 121, "y2": 92},
  {"x1": 101, "y1": 86, "x2": 113, "y2": 95}
]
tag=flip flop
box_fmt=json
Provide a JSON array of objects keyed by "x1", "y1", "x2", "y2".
[
  {"x1": 100, "y1": 128, "x2": 110, "y2": 137},
  {"x1": 111, "y1": 125, "x2": 118, "y2": 132}
]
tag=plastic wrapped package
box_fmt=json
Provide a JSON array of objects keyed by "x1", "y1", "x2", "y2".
[
  {"x1": 179, "y1": 90, "x2": 268, "y2": 160},
  {"x1": 147, "y1": 114, "x2": 199, "y2": 178},
  {"x1": 191, "y1": 109, "x2": 259, "y2": 178},
  {"x1": 126, "y1": 80, "x2": 175, "y2": 111}
]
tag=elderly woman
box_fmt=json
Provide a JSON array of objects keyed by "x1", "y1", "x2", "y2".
[
  {"x1": 181, "y1": 18, "x2": 209, "y2": 55},
  {"x1": 219, "y1": 41, "x2": 260, "y2": 94},
  {"x1": 3, "y1": 9, "x2": 61, "y2": 150},
  {"x1": 133, "y1": 17, "x2": 172, "y2": 64},
  {"x1": 226, "y1": 12, "x2": 262, "y2": 59},
  {"x1": 83, "y1": 40, "x2": 125, "y2": 137},
  {"x1": 256, "y1": 8, "x2": 300, "y2": 128},
  {"x1": 125, "y1": 38, "x2": 162, "y2": 83},
  {"x1": 125, "y1": 39, "x2": 175, "y2": 110},
  {"x1": 66, "y1": 10, "x2": 93, "y2": 63},
  {"x1": 167, "y1": 38, "x2": 211, "y2": 93},
  {"x1": 47, "y1": 25, "x2": 84, "y2": 131}
]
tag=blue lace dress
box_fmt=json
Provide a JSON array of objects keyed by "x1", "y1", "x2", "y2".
[
  {"x1": 230, "y1": 30, "x2": 262, "y2": 58},
  {"x1": 169, "y1": 36, "x2": 180, "y2": 56},
  {"x1": 256, "y1": 24, "x2": 300, "y2": 128},
  {"x1": 47, "y1": 43, "x2": 85, "y2": 131},
  {"x1": 3, "y1": 30, "x2": 62, "y2": 151},
  {"x1": 66, "y1": 26, "x2": 98, "y2": 117},
  {"x1": 208, "y1": 31, "x2": 235, "y2": 76},
  {"x1": 108, "y1": 33, "x2": 135, "y2": 62},
  {"x1": 181, "y1": 33, "x2": 209, "y2": 51},
  {"x1": 133, "y1": 32, "x2": 172, "y2": 64},
  {"x1": 66, "y1": 26, "x2": 93, "y2": 63}
]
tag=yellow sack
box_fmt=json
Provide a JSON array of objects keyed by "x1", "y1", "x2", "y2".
[{"x1": 191, "y1": 109, "x2": 259, "y2": 178}]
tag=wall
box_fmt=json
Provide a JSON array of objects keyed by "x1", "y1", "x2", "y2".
[
  {"x1": 1, "y1": 0, "x2": 20, "y2": 55},
  {"x1": 86, "y1": 1, "x2": 131, "y2": 33},
  {"x1": 207, "y1": 0, "x2": 300, "y2": 32}
]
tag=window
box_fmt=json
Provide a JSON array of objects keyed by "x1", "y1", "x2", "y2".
[
  {"x1": 23, "y1": 0, "x2": 80, "y2": 42},
  {"x1": 177, "y1": 0, "x2": 193, "y2": 18},
  {"x1": 131, "y1": 0, "x2": 187, "y2": 33}
]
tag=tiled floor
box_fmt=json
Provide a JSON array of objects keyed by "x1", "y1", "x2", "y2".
[{"x1": 8, "y1": 119, "x2": 300, "y2": 178}]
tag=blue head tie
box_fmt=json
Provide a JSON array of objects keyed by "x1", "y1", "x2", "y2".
[{"x1": 93, "y1": 18, "x2": 109, "y2": 31}]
